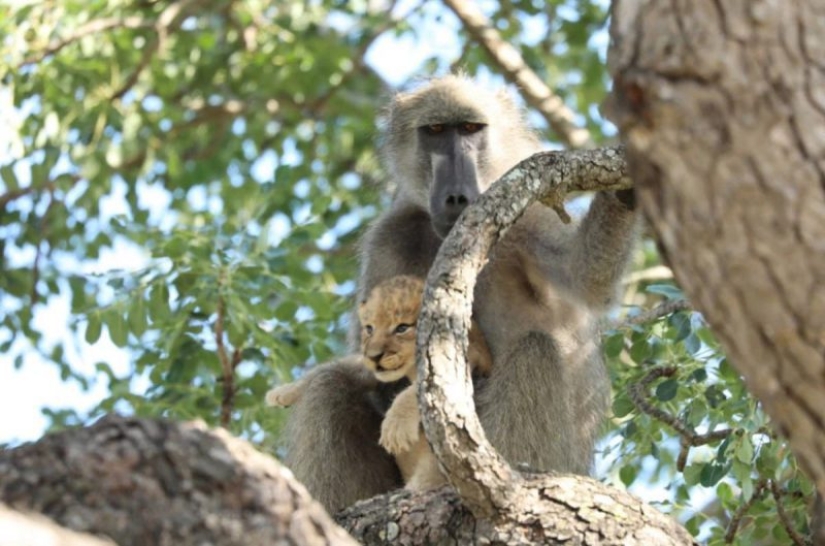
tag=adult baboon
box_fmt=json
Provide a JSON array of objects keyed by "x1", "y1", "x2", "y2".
[{"x1": 283, "y1": 75, "x2": 639, "y2": 513}]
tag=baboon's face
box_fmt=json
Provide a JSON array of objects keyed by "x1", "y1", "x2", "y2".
[
  {"x1": 357, "y1": 276, "x2": 424, "y2": 383},
  {"x1": 418, "y1": 121, "x2": 488, "y2": 239},
  {"x1": 386, "y1": 76, "x2": 534, "y2": 239}
]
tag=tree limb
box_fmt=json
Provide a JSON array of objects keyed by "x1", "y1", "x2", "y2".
[
  {"x1": 20, "y1": 17, "x2": 154, "y2": 67},
  {"x1": 0, "y1": 416, "x2": 357, "y2": 546},
  {"x1": 408, "y1": 145, "x2": 694, "y2": 542},
  {"x1": 443, "y1": 0, "x2": 592, "y2": 148},
  {"x1": 416, "y1": 146, "x2": 629, "y2": 518},
  {"x1": 0, "y1": 504, "x2": 116, "y2": 546},
  {"x1": 627, "y1": 366, "x2": 732, "y2": 471},
  {"x1": 616, "y1": 299, "x2": 691, "y2": 329}
]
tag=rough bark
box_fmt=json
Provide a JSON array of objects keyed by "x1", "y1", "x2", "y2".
[
  {"x1": 0, "y1": 504, "x2": 116, "y2": 546},
  {"x1": 0, "y1": 415, "x2": 357, "y2": 546},
  {"x1": 337, "y1": 475, "x2": 691, "y2": 545},
  {"x1": 607, "y1": 0, "x2": 825, "y2": 503}
]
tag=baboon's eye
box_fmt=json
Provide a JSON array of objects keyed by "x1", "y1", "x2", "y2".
[
  {"x1": 394, "y1": 323, "x2": 414, "y2": 334},
  {"x1": 364, "y1": 324, "x2": 374, "y2": 335},
  {"x1": 423, "y1": 124, "x2": 445, "y2": 135},
  {"x1": 460, "y1": 122, "x2": 485, "y2": 134}
]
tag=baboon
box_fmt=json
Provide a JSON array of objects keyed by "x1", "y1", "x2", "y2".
[{"x1": 284, "y1": 75, "x2": 639, "y2": 513}]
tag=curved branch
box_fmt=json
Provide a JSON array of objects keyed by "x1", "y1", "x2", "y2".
[
  {"x1": 416, "y1": 146, "x2": 631, "y2": 518},
  {"x1": 443, "y1": 0, "x2": 592, "y2": 148}
]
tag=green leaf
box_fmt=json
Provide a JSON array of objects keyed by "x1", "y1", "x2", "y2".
[
  {"x1": 741, "y1": 474, "x2": 754, "y2": 501},
  {"x1": 684, "y1": 333, "x2": 701, "y2": 355},
  {"x1": 0, "y1": 164, "x2": 18, "y2": 190},
  {"x1": 163, "y1": 235, "x2": 188, "y2": 259},
  {"x1": 667, "y1": 311, "x2": 691, "y2": 342},
  {"x1": 619, "y1": 465, "x2": 637, "y2": 486},
  {"x1": 128, "y1": 296, "x2": 148, "y2": 336},
  {"x1": 149, "y1": 283, "x2": 170, "y2": 324},
  {"x1": 705, "y1": 384, "x2": 727, "y2": 408},
  {"x1": 612, "y1": 394, "x2": 635, "y2": 418},
  {"x1": 603, "y1": 332, "x2": 624, "y2": 359},
  {"x1": 655, "y1": 379, "x2": 678, "y2": 402},
  {"x1": 683, "y1": 464, "x2": 703, "y2": 486},
  {"x1": 684, "y1": 515, "x2": 703, "y2": 537},
  {"x1": 85, "y1": 312, "x2": 103, "y2": 344},
  {"x1": 690, "y1": 367, "x2": 708, "y2": 382},
  {"x1": 105, "y1": 307, "x2": 128, "y2": 347},
  {"x1": 275, "y1": 299, "x2": 300, "y2": 322},
  {"x1": 716, "y1": 481, "x2": 733, "y2": 503},
  {"x1": 735, "y1": 436, "x2": 754, "y2": 463},
  {"x1": 629, "y1": 338, "x2": 651, "y2": 364},
  {"x1": 645, "y1": 283, "x2": 684, "y2": 300},
  {"x1": 700, "y1": 462, "x2": 728, "y2": 487}
]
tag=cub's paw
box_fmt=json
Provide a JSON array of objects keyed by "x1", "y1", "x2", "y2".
[{"x1": 380, "y1": 412, "x2": 421, "y2": 455}]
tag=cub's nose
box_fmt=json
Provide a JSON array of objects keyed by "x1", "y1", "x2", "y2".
[{"x1": 368, "y1": 352, "x2": 385, "y2": 369}]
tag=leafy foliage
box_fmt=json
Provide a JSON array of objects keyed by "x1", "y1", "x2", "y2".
[
  {"x1": 0, "y1": 0, "x2": 813, "y2": 542},
  {"x1": 604, "y1": 248, "x2": 813, "y2": 543}
]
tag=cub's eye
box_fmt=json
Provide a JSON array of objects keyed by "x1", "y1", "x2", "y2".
[
  {"x1": 394, "y1": 323, "x2": 414, "y2": 334},
  {"x1": 364, "y1": 324, "x2": 374, "y2": 335},
  {"x1": 460, "y1": 122, "x2": 485, "y2": 134},
  {"x1": 423, "y1": 124, "x2": 445, "y2": 135}
]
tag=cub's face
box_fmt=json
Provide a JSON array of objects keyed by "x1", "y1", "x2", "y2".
[{"x1": 358, "y1": 276, "x2": 424, "y2": 383}]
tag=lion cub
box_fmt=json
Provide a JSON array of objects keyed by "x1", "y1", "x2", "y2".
[{"x1": 266, "y1": 275, "x2": 493, "y2": 491}]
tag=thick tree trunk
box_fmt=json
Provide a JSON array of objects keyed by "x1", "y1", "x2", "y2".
[
  {"x1": 0, "y1": 415, "x2": 357, "y2": 546},
  {"x1": 0, "y1": 504, "x2": 116, "y2": 546},
  {"x1": 607, "y1": 0, "x2": 825, "y2": 498}
]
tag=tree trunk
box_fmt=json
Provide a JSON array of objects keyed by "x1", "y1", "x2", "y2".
[
  {"x1": 0, "y1": 504, "x2": 116, "y2": 546},
  {"x1": 0, "y1": 415, "x2": 357, "y2": 546},
  {"x1": 607, "y1": 0, "x2": 825, "y2": 498},
  {"x1": 336, "y1": 474, "x2": 692, "y2": 545}
]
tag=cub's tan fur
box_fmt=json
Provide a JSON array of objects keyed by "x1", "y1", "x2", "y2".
[
  {"x1": 266, "y1": 275, "x2": 492, "y2": 491},
  {"x1": 358, "y1": 275, "x2": 491, "y2": 490}
]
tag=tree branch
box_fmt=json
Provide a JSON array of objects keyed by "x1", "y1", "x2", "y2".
[
  {"x1": 337, "y1": 474, "x2": 694, "y2": 544},
  {"x1": 20, "y1": 17, "x2": 154, "y2": 67},
  {"x1": 770, "y1": 481, "x2": 808, "y2": 546},
  {"x1": 616, "y1": 298, "x2": 691, "y2": 328},
  {"x1": 0, "y1": 416, "x2": 358, "y2": 546},
  {"x1": 215, "y1": 294, "x2": 241, "y2": 428},
  {"x1": 0, "y1": 504, "x2": 116, "y2": 546},
  {"x1": 442, "y1": 0, "x2": 592, "y2": 148},
  {"x1": 416, "y1": 146, "x2": 630, "y2": 518},
  {"x1": 628, "y1": 366, "x2": 732, "y2": 472},
  {"x1": 723, "y1": 480, "x2": 767, "y2": 543}
]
